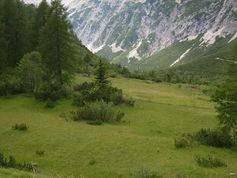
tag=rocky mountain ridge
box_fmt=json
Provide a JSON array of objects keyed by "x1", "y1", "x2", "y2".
[{"x1": 24, "y1": 0, "x2": 237, "y2": 70}]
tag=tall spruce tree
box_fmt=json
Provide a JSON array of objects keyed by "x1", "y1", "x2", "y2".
[
  {"x1": 0, "y1": 20, "x2": 7, "y2": 73},
  {"x1": 39, "y1": 0, "x2": 75, "y2": 86},
  {"x1": 1, "y1": 0, "x2": 18, "y2": 67},
  {"x1": 95, "y1": 59, "x2": 109, "y2": 88},
  {"x1": 15, "y1": 0, "x2": 29, "y2": 60},
  {"x1": 31, "y1": 0, "x2": 49, "y2": 50},
  {"x1": 0, "y1": 0, "x2": 6, "y2": 73},
  {"x1": 212, "y1": 46, "x2": 237, "y2": 139},
  {"x1": 1, "y1": 0, "x2": 29, "y2": 67}
]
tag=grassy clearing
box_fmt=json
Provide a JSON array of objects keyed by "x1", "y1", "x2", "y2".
[{"x1": 0, "y1": 76, "x2": 236, "y2": 178}]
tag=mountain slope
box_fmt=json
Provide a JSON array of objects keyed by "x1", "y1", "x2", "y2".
[
  {"x1": 67, "y1": 0, "x2": 237, "y2": 68},
  {"x1": 24, "y1": 0, "x2": 237, "y2": 72}
]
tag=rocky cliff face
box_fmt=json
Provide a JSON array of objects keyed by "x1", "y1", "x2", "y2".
[
  {"x1": 67, "y1": 0, "x2": 237, "y2": 67},
  {"x1": 24, "y1": 0, "x2": 237, "y2": 69}
]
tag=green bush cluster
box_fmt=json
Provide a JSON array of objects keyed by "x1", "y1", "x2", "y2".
[
  {"x1": 195, "y1": 154, "x2": 227, "y2": 168},
  {"x1": 35, "y1": 150, "x2": 45, "y2": 156},
  {"x1": 0, "y1": 71, "x2": 22, "y2": 96},
  {"x1": 125, "y1": 69, "x2": 209, "y2": 85},
  {"x1": 0, "y1": 152, "x2": 37, "y2": 172},
  {"x1": 71, "y1": 101, "x2": 125, "y2": 124},
  {"x1": 174, "y1": 134, "x2": 193, "y2": 149},
  {"x1": 34, "y1": 82, "x2": 69, "y2": 102},
  {"x1": 73, "y1": 82, "x2": 135, "y2": 106},
  {"x1": 194, "y1": 128, "x2": 234, "y2": 148},
  {"x1": 12, "y1": 123, "x2": 28, "y2": 131}
]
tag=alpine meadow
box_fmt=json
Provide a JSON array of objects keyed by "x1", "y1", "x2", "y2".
[{"x1": 0, "y1": 0, "x2": 237, "y2": 178}]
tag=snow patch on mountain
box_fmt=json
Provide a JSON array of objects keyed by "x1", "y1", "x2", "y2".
[
  {"x1": 228, "y1": 33, "x2": 237, "y2": 43},
  {"x1": 170, "y1": 48, "x2": 192, "y2": 67},
  {"x1": 128, "y1": 41, "x2": 143, "y2": 61}
]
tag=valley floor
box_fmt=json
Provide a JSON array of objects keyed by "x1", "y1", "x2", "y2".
[{"x1": 0, "y1": 76, "x2": 236, "y2": 178}]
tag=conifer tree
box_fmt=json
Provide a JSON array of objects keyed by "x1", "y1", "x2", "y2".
[
  {"x1": 1, "y1": 0, "x2": 28, "y2": 67},
  {"x1": 0, "y1": 19, "x2": 7, "y2": 73},
  {"x1": 1, "y1": 0, "x2": 18, "y2": 67},
  {"x1": 15, "y1": 0, "x2": 29, "y2": 60},
  {"x1": 95, "y1": 59, "x2": 109, "y2": 88},
  {"x1": 212, "y1": 47, "x2": 237, "y2": 139},
  {"x1": 39, "y1": 0, "x2": 75, "y2": 86},
  {"x1": 31, "y1": 0, "x2": 49, "y2": 50}
]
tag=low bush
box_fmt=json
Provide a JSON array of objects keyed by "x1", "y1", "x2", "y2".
[
  {"x1": 71, "y1": 101, "x2": 125, "y2": 124},
  {"x1": 35, "y1": 150, "x2": 45, "y2": 156},
  {"x1": 0, "y1": 72, "x2": 22, "y2": 96},
  {"x1": 122, "y1": 97, "x2": 135, "y2": 107},
  {"x1": 45, "y1": 99, "x2": 56, "y2": 108},
  {"x1": 116, "y1": 111, "x2": 125, "y2": 121},
  {"x1": 74, "y1": 82, "x2": 96, "y2": 92},
  {"x1": 194, "y1": 128, "x2": 234, "y2": 148},
  {"x1": 12, "y1": 123, "x2": 28, "y2": 131},
  {"x1": 0, "y1": 152, "x2": 37, "y2": 172},
  {"x1": 73, "y1": 82, "x2": 135, "y2": 107},
  {"x1": 134, "y1": 168, "x2": 162, "y2": 178},
  {"x1": 88, "y1": 157, "x2": 96, "y2": 166},
  {"x1": 195, "y1": 154, "x2": 227, "y2": 168},
  {"x1": 34, "y1": 82, "x2": 69, "y2": 102},
  {"x1": 175, "y1": 134, "x2": 194, "y2": 148}
]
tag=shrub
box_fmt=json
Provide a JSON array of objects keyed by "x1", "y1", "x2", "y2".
[
  {"x1": 17, "y1": 51, "x2": 44, "y2": 92},
  {"x1": 72, "y1": 101, "x2": 125, "y2": 123},
  {"x1": 45, "y1": 99, "x2": 55, "y2": 108},
  {"x1": 35, "y1": 150, "x2": 45, "y2": 156},
  {"x1": 88, "y1": 157, "x2": 96, "y2": 165},
  {"x1": 134, "y1": 168, "x2": 162, "y2": 178},
  {"x1": 8, "y1": 155, "x2": 16, "y2": 167},
  {"x1": 12, "y1": 123, "x2": 28, "y2": 131},
  {"x1": 175, "y1": 135, "x2": 193, "y2": 148},
  {"x1": 195, "y1": 154, "x2": 227, "y2": 168},
  {"x1": 194, "y1": 128, "x2": 234, "y2": 148},
  {"x1": 73, "y1": 81, "x2": 134, "y2": 106},
  {"x1": 0, "y1": 152, "x2": 37, "y2": 172},
  {"x1": 34, "y1": 82, "x2": 68, "y2": 102},
  {"x1": 116, "y1": 111, "x2": 125, "y2": 121},
  {"x1": 122, "y1": 97, "x2": 135, "y2": 107},
  {"x1": 0, "y1": 72, "x2": 22, "y2": 96},
  {"x1": 74, "y1": 82, "x2": 96, "y2": 92}
]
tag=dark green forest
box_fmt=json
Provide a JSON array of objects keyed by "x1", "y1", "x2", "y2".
[{"x1": 0, "y1": 0, "x2": 128, "y2": 100}]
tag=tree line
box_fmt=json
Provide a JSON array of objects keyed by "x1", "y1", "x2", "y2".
[{"x1": 0, "y1": 0, "x2": 77, "y2": 100}]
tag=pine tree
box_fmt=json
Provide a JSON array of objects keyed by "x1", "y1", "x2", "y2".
[
  {"x1": 1, "y1": 0, "x2": 18, "y2": 67},
  {"x1": 212, "y1": 51, "x2": 237, "y2": 138},
  {"x1": 1, "y1": 0, "x2": 29, "y2": 67},
  {"x1": 39, "y1": 0, "x2": 75, "y2": 86},
  {"x1": 15, "y1": 0, "x2": 29, "y2": 60},
  {"x1": 0, "y1": 15, "x2": 7, "y2": 73},
  {"x1": 95, "y1": 59, "x2": 109, "y2": 88},
  {"x1": 31, "y1": 0, "x2": 49, "y2": 50}
]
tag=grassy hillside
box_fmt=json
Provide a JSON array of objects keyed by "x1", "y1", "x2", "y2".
[
  {"x1": 129, "y1": 37, "x2": 236, "y2": 78},
  {"x1": 0, "y1": 76, "x2": 237, "y2": 178},
  {"x1": 129, "y1": 40, "x2": 197, "y2": 71}
]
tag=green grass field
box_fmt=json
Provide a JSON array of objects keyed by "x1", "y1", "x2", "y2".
[{"x1": 0, "y1": 76, "x2": 236, "y2": 178}]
